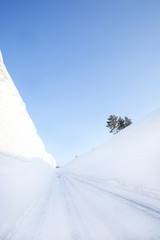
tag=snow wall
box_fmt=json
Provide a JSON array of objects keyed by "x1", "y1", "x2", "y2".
[
  {"x1": 0, "y1": 52, "x2": 56, "y2": 236},
  {"x1": 63, "y1": 109, "x2": 160, "y2": 193},
  {"x1": 0, "y1": 51, "x2": 55, "y2": 166}
]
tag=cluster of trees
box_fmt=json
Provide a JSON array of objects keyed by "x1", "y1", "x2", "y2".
[{"x1": 106, "y1": 115, "x2": 132, "y2": 134}]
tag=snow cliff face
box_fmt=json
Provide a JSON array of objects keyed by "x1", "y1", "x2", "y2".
[
  {"x1": 0, "y1": 51, "x2": 56, "y2": 166},
  {"x1": 63, "y1": 109, "x2": 160, "y2": 193}
]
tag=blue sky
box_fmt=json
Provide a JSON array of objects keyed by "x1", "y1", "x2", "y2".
[{"x1": 0, "y1": 0, "x2": 160, "y2": 165}]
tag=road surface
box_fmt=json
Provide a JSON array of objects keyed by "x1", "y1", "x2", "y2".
[{"x1": 2, "y1": 169, "x2": 160, "y2": 240}]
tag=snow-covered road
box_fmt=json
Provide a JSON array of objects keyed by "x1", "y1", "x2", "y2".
[{"x1": 3, "y1": 168, "x2": 160, "y2": 240}]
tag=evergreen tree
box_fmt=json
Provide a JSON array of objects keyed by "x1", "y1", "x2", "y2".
[
  {"x1": 117, "y1": 117, "x2": 125, "y2": 131},
  {"x1": 124, "y1": 116, "x2": 132, "y2": 127},
  {"x1": 106, "y1": 115, "x2": 118, "y2": 134},
  {"x1": 106, "y1": 115, "x2": 132, "y2": 134}
]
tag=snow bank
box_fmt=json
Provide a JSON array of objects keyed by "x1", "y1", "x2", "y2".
[
  {"x1": 0, "y1": 153, "x2": 54, "y2": 238},
  {"x1": 0, "y1": 51, "x2": 56, "y2": 166},
  {"x1": 63, "y1": 108, "x2": 160, "y2": 194},
  {"x1": 0, "y1": 52, "x2": 56, "y2": 238}
]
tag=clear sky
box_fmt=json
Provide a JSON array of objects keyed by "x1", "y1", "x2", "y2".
[{"x1": 0, "y1": 0, "x2": 160, "y2": 166}]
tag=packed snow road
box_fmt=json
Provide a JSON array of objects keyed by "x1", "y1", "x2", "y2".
[{"x1": 2, "y1": 168, "x2": 160, "y2": 240}]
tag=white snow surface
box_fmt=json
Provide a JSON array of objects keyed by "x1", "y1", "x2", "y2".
[
  {"x1": 0, "y1": 51, "x2": 55, "y2": 166},
  {"x1": 0, "y1": 52, "x2": 160, "y2": 239},
  {"x1": 63, "y1": 108, "x2": 160, "y2": 197}
]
